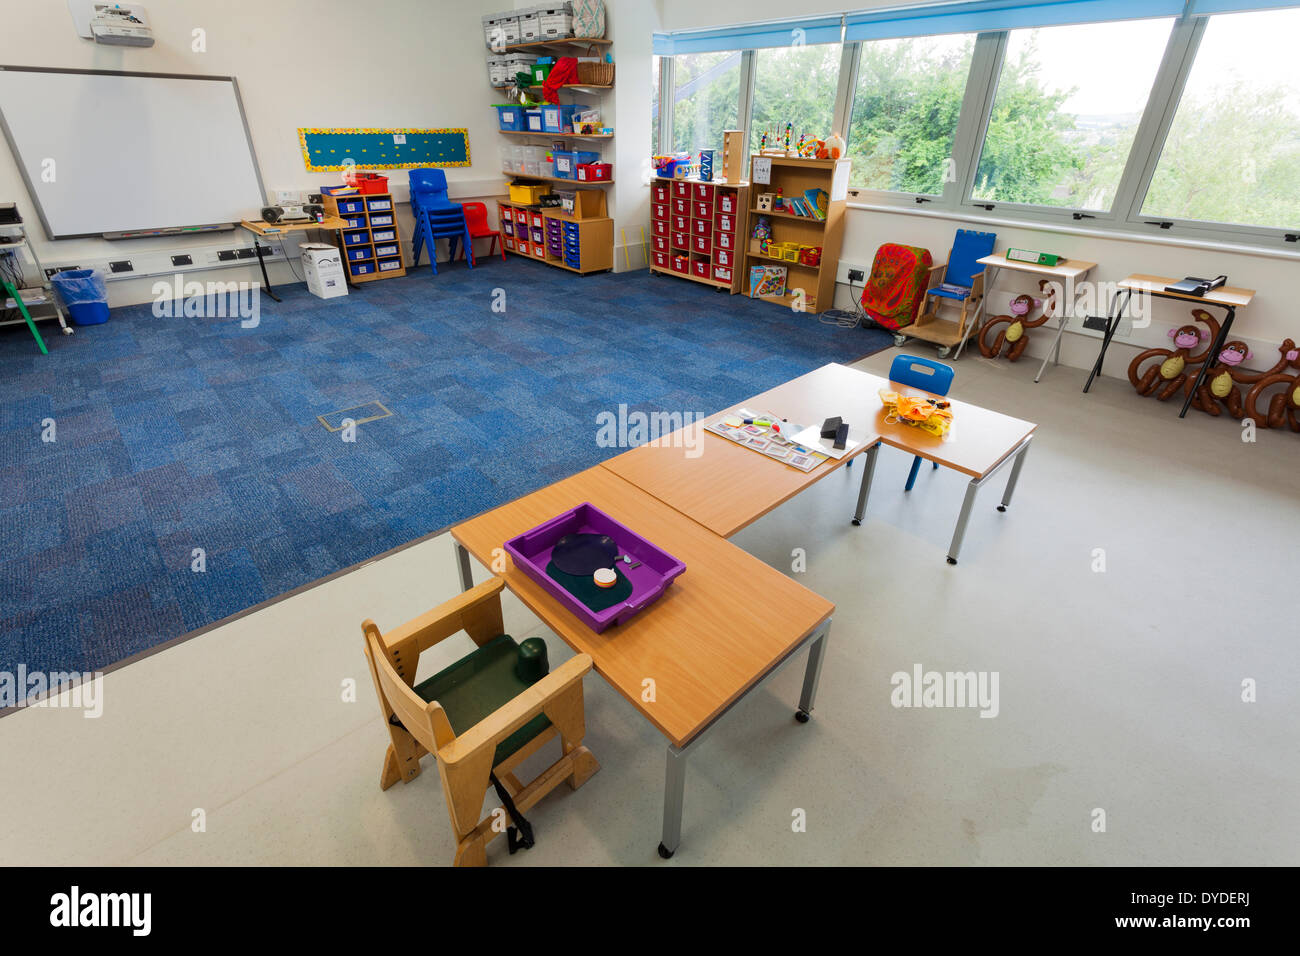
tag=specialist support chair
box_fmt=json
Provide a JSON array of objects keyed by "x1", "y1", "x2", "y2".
[
  {"x1": 362, "y1": 578, "x2": 599, "y2": 867},
  {"x1": 455, "y1": 201, "x2": 506, "y2": 265},
  {"x1": 889, "y1": 353, "x2": 955, "y2": 491},
  {"x1": 904, "y1": 229, "x2": 997, "y2": 358}
]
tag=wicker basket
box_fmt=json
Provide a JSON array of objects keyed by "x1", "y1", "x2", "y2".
[{"x1": 576, "y1": 46, "x2": 615, "y2": 86}]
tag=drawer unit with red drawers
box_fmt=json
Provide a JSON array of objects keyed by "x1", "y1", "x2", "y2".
[{"x1": 646, "y1": 177, "x2": 749, "y2": 294}]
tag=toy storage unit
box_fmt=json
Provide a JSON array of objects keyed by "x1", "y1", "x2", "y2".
[
  {"x1": 496, "y1": 190, "x2": 613, "y2": 275},
  {"x1": 648, "y1": 177, "x2": 750, "y2": 294},
  {"x1": 321, "y1": 193, "x2": 407, "y2": 284},
  {"x1": 743, "y1": 156, "x2": 848, "y2": 314}
]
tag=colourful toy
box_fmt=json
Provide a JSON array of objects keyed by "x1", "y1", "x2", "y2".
[
  {"x1": 823, "y1": 132, "x2": 845, "y2": 160},
  {"x1": 1185, "y1": 337, "x2": 1295, "y2": 418},
  {"x1": 1245, "y1": 339, "x2": 1300, "y2": 430},
  {"x1": 1126, "y1": 309, "x2": 1219, "y2": 401},
  {"x1": 978, "y1": 281, "x2": 1056, "y2": 362},
  {"x1": 751, "y1": 215, "x2": 772, "y2": 243}
]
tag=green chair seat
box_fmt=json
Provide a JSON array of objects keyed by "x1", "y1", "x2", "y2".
[{"x1": 413, "y1": 634, "x2": 551, "y2": 766}]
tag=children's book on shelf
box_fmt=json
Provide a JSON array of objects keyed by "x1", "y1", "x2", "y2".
[
  {"x1": 704, "y1": 408, "x2": 830, "y2": 473},
  {"x1": 749, "y1": 265, "x2": 787, "y2": 298},
  {"x1": 804, "y1": 188, "x2": 828, "y2": 220}
]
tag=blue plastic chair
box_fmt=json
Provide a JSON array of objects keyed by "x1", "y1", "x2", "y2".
[
  {"x1": 889, "y1": 353, "x2": 955, "y2": 491},
  {"x1": 408, "y1": 169, "x2": 472, "y2": 274},
  {"x1": 916, "y1": 229, "x2": 996, "y2": 358}
]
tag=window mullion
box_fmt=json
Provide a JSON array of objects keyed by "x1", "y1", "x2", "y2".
[
  {"x1": 1116, "y1": 16, "x2": 1207, "y2": 229},
  {"x1": 660, "y1": 55, "x2": 675, "y2": 155},
  {"x1": 737, "y1": 49, "x2": 757, "y2": 163},
  {"x1": 831, "y1": 41, "x2": 860, "y2": 142},
  {"x1": 951, "y1": 32, "x2": 1006, "y2": 209}
]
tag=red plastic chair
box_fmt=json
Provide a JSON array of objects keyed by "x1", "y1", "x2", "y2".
[{"x1": 456, "y1": 201, "x2": 506, "y2": 265}]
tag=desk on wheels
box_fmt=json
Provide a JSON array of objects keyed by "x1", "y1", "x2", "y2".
[
  {"x1": 603, "y1": 363, "x2": 1036, "y2": 565},
  {"x1": 450, "y1": 466, "x2": 834, "y2": 859},
  {"x1": 239, "y1": 217, "x2": 348, "y2": 302},
  {"x1": 1083, "y1": 274, "x2": 1256, "y2": 418},
  {"x1": 975, "y1": 253, "x2": 1097, "y2": 382}
]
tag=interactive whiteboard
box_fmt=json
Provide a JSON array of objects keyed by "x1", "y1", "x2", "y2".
[{"x1": 0, "y1": 66, "x2": 266, "y2": 239}]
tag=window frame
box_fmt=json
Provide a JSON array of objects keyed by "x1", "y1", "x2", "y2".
[{"x1": 654, "y1": 10, "x2": 1300, "y2": 253}]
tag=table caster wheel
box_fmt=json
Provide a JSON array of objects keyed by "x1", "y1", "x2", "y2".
[
  {"x1": 937, "y1": 346, "x2": 952, "y2": 359},
  {"x1": 658, "y1": 843, "x2": 674, "y2": 859},
  {"x1": 62, "y1": 328, "x2": 74, "y2": 335},
  {"x1": 946, "y1": 556, "x2": 957, "y2": 565},
  {"x1": 997, "y1": 505, "x2": 1007, "y2": 512},
  {"x1": 795, "y1": 709, "x2": 810, "y2": 723},
  {"x1": 893, "y1": 334, "x2": 907, "y2": 347},
  {"x1": 851, "y1": 518, "x2": 861, "y2": 526}
]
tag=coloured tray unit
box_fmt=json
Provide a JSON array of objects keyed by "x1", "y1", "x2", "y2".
[
  {"x1": 648, "y1": 177, "x2": 749, "y2": 294},
  {"x1": 299, "y1": 128, "x2": 470, "y2": 171},
  {"x1": 321, "y1": 193, "x2": 407, "y2": 282}
]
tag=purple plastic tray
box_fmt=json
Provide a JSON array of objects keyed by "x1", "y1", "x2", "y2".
[{"x1": 503, "y1": 502, "x2": 686, "y2": 633}]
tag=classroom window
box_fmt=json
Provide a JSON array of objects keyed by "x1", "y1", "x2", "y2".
[
  {"x1": 651, "y1": 55, "x2": 662, "y2": 155},
  {"x1": 671, "y1": 51, "x2": 742, "y2": 153},
  {"x1": 970, "y1": 18, "x2": 1175, "y2": 212},
  {"x1": 1140, "y1": 9, "x2": 1300, "y2": 231},
  {"x1": 749, "y1": 43, "x2": 842, "y2": 155},
  {"x1": 845, "y1": 34, "x2": 975, "y2": 195}
]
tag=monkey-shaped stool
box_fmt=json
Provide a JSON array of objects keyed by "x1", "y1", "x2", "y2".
[
  {"x1": 1126, "y1": 309, "x2": 1220, "y2": 401},
  {"x1": 1184, "y1": 338, "x2": 1295, "y2": 417},
  {"x1": 978, "y1": 280, "x2": 1057, "y2": 362},
  {"x1": 1244, "y1": 339, "x2": 1300, "y2": 431}
]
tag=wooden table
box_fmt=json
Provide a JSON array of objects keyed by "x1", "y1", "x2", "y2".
[
  {"x1": 450, "y1": 465, "x2": 834, "y2": 858},
  {"x1": 603, "y1": 363, "x2": 1037, "y2": 565},
  {"x1": 976, "y1": 253, "x2": 1097, "y2": 383},
  {"x1": 1082, "y1": 273, "x2": 1256, "y2": 418},
  {"x1": 602, "y1": 363, "x2": 881, "y2": 538},
  {"x1": 240, "y1": 216, "x2": 348, "y2": 302}
]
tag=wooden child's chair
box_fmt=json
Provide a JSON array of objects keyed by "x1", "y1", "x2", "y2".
[
  {"x1": 362, "y1": 578, "x2": 599, "y2": 867},
  {"x1": 906, "y1": 229, "x2": 997, "y2": 358}
]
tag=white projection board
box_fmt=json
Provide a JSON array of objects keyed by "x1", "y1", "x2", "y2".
[{"x1": 0, "y1": 67, "x2": 266, "y2": 239}]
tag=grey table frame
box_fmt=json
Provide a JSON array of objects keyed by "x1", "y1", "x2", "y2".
[
  {"x1": 851, "y1": 434, "x2": 1032, "y2": 565},
  {"x1": 453, "y1": 541, "x2": 832, "y2": 860}
]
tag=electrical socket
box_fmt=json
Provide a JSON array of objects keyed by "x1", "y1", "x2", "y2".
[
  {"x1": 847, "y1": 268, "x2": 864, "y2": 282},
  {"x1": 109, "y1": 260, "x2": 134, "y2": 273}
]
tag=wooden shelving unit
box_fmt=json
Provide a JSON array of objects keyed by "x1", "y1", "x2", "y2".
[
  {"x1": 321, "y1": 192, "x2": 407, "y2": 283},
  {"x1": 742, "y1": 156, "x2": 849, "y2": 314},
  {"x1": 497, "y1": 191, "x2": 613, "y2": 275},
  {"x1": 648, "y1": 177, "x2": 750, "y2": 294},
  {"x1": 488, "y1": 28, "x2": 615, "y2": 273}
]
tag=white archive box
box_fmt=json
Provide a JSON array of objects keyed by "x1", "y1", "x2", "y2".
[{"x1": 301, "y1": 243, "x2": 348, "y2": 299}]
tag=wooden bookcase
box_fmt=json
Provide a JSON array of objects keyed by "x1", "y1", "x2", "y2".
[
  {"x1": 742, "y1": 156, "x2": 849, "y2": 313},
  {"x1": 497, "y1": 190, "x2": 614, "y2": 274},
  {"x1": 321, "y1": 192, "x2": 407, "y2": 283},
  {"x1": 647, "y1": 177, "x2": 750, "y2": 293}
]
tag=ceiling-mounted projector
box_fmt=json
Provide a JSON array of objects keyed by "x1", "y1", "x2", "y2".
[{"x1": 69, "y1": 2, "x2": 155, "y2": 47}]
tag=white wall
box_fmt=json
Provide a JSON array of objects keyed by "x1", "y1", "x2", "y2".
[
  {"x1": 621, "y1": 0, "x2": 1300, "y2": 377},
  {"x1": 0, "y1": 0, "x2": 505, "y2": 306}
]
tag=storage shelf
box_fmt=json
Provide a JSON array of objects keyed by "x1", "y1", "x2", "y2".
[
  {"x1": 502, "y1": 38, "x2": 612, "y2": 54},
  {"x1": 749, "y1": 207, "x2": 827, "y2": 224},
  {"x1": 745, "y1": 247, "x2": 819, "y2": 269},
  {"x1": 493, "y1": 83, "x2": 613, "y2": 92},
  {"x1": 650, "y1": 266, "x2": 732, "y2": 289},
  {"x1": 509, "y1": 173, "x2": 614, "y2": 186},
  {"x1": 499, "y1": 130, "x2": 614, "y2": 139}
]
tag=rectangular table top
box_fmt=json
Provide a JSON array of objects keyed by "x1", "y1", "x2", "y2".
[
  {"x1": 451, "y1": 466, "x2": 834, "y2": 748},
  {"x1": 1117, "y1": 273, "x2": 1255, "y2": 308}
]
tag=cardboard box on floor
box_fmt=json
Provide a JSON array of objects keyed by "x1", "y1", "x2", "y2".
[{"x1": 301, "y1": 243, "x2": 348, "y2": 299}]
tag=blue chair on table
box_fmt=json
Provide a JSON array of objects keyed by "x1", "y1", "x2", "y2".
[
  {"x1": 889, "y1": 353, "x2": 955, "y2": 491},
  {"x1": 909, "y1": 229, "x2": 996, "y2": 359},
  {"x1": 409, "y1": 168, "x2": 473, "y2": 274}
]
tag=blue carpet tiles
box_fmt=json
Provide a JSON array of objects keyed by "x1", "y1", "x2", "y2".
[{"x1": 0, "y1": 258, "x2": 892, "y2": 681}]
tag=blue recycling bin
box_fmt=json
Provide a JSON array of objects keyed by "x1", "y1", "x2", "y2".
[{"x1": 51, "y1": 269, "x2": 110, "y2": 325}]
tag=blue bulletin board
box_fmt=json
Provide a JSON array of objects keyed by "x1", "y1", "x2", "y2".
[{"x1": 298, "y1": 127, "x2": 471, "y2": 171}]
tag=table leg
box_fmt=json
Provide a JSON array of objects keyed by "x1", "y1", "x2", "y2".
[
  {"x1": 851, "y1": 441, "x2": 880, "y2": 526},
  {"x1": 1034, "y1": 312, "x2": 1068, "y2": 384},
  {"x1": 1083, "y1": 289, "x2": 1129, "y2": 393},
  {"x1": 254, "y1": 237, "x2": 282, "y2": 303},
  {"x1": 1179, "y1": 306, "x2": 1235, "y2": 419},
  {"x1": 996, "y1": 440, "x2": 1030, "y2": 512},
  {"x1": 796, "y1": 619, "x2": 831, "y2": 722},
  {"x1": 658, "y1": 744, "x2": 688, "y2": 859},
  {"x1": 454, "y1": 541, "x2": 473, "y2": 592},
  {"x1": 946, "y1": 481, "x2": 979, "y2": 566}
]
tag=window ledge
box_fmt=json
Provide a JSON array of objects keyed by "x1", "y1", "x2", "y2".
[{"x1": 844, "y1": 199, "x2": 1300, "y2": 263}]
